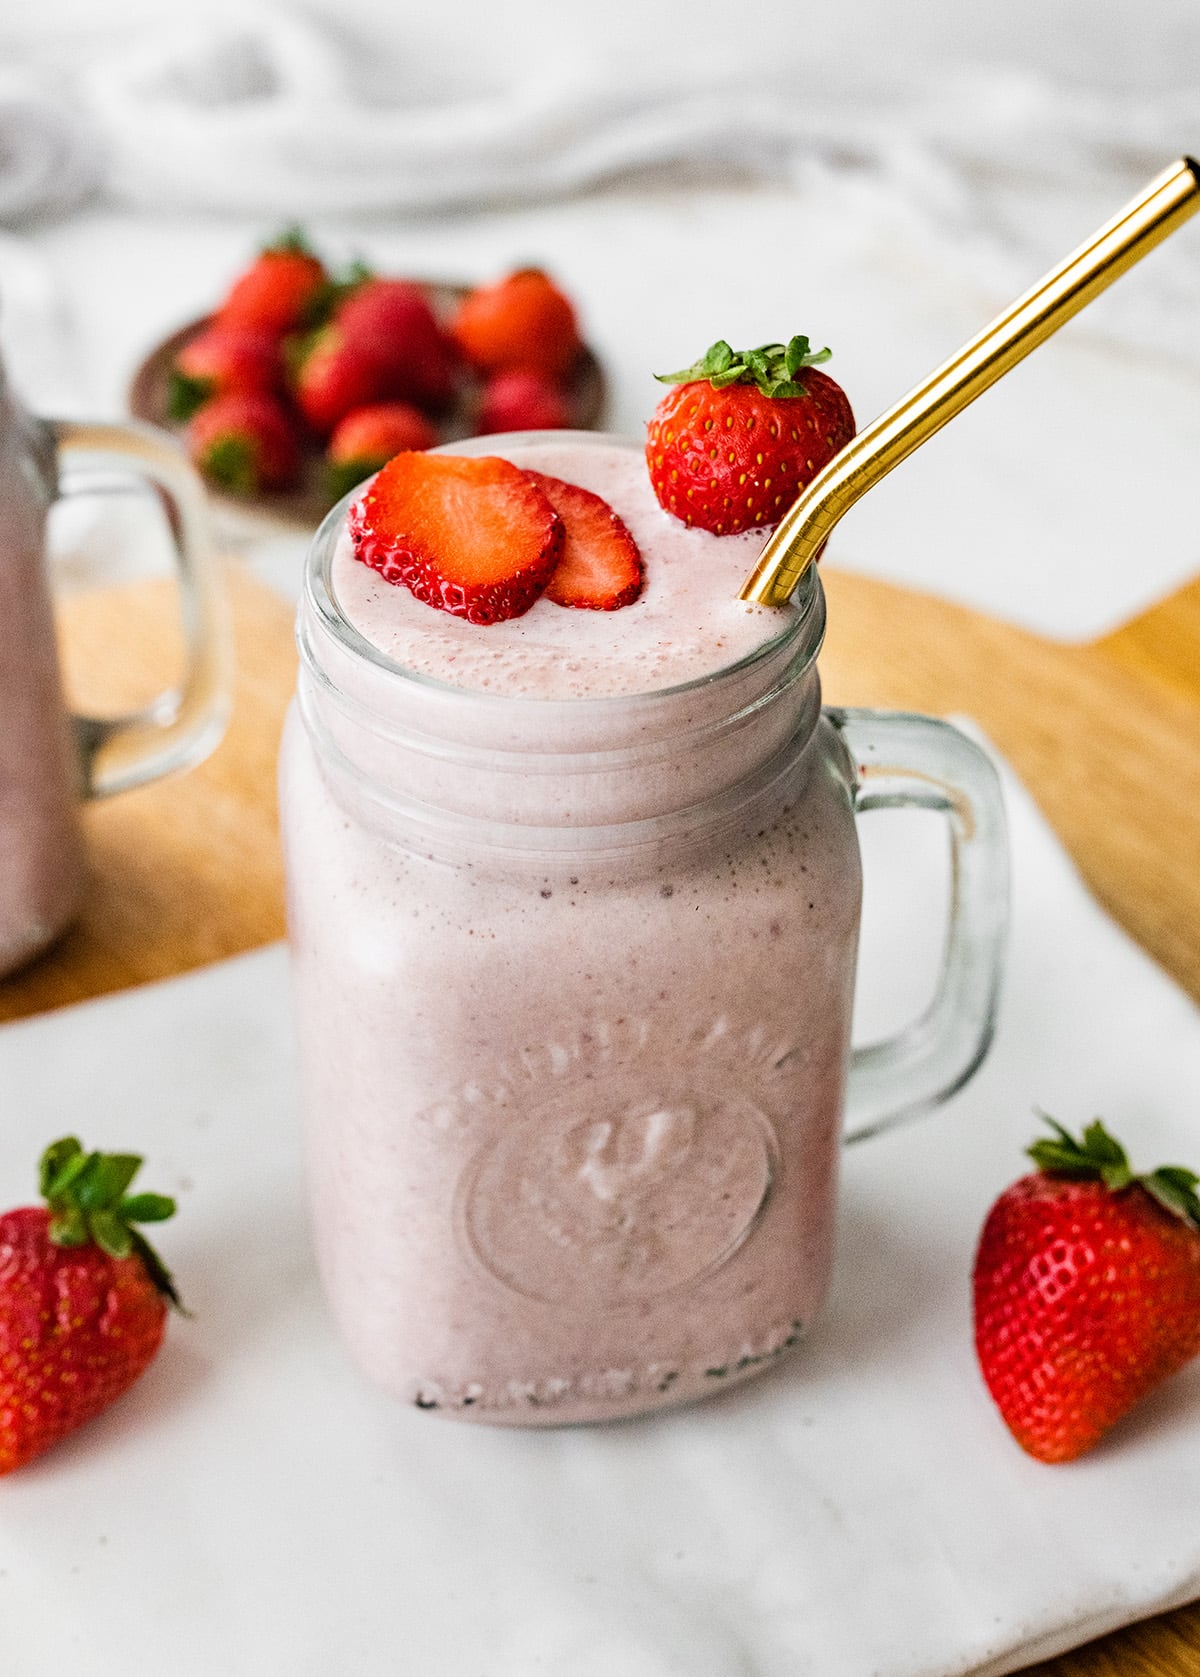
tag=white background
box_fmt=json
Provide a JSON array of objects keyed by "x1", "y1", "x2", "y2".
[{"x1": 2, "y1": 0, "x2": 1199, "y2": 635}]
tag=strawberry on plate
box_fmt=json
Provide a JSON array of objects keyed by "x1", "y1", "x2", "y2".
[
  {"x1": 188, "y1": 391, "x2": 301, "y2": 494},
  {"x1": 973, "y1": 1115, "x2": 1200, "y2": 1463},
  {"x1": 335, "y1": 278, "x2": 459, "y2": 414},
  {"x1": 646, "y1": 338, "x2": 855, "y2": 535},
  {"x1": 168, "y1": 323, "x2": 281, "y2": 421},
  {"x1": 216, "y1": 227, "x2": 327, "y2": 337},
  {"x1": 292, "y1": 325, "x2": 388, "y2": 436},
  {"x1": 0, "y1": 1137, "x2": 181, "y2": 1475},
  {"x1": 350, "y1": 452, "x2": 563, "y2": 624},
  {"x1": 477, "y1": 370, "x2": 570, "y2": 435},
  {"x1": 325, "y1": 402, "x2": 438, "y2": 502},
  {"x1": 523, "y1": 470, "x2": 644, "y2": 610},
  {"x1": 451, "y1": 268, "x2": 581, "y2": 380}
]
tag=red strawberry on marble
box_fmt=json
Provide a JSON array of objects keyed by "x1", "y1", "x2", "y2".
[
  {"x1": 477, "y1": 370, "x2": 571, "y2": 435},
  {"x1": 0, "y1": 1137, "x2": 182, "y2": 1475},
  {"x1": 188, "y1": 391, "x2": 301, "y2": 494},
  {"x1": 523, "y1": 470, "x2": 643, "y2": 610},
  {"x1": 973, "y1": 1116, "x2": 1200, "y2": 1463},
  {"x1": 646, "y1": 338, "x2": 855, "y2": 535},
  {"x1": 349, "y1": 451, "x2": 563, "y2": 623}
]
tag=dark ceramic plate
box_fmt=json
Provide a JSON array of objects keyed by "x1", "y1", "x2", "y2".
[{"x1": 128, "y1": 282, "x2": 608, "y2": 527}]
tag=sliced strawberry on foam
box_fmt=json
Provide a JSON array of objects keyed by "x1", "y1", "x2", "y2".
[
  {"x1": 523, "y1": 470, "x2": 644, "y2": 611},
  {"x1": 349, "y1": 452, "x2": 564, "y2": 624}
]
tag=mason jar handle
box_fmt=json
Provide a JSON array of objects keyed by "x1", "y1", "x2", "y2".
[
  {"x1": 828, "y1": 707, "x2": 1009, "y2": 1144},
  {"x1": 51, "y1": 418, "x2": 231, "y2": 798}
]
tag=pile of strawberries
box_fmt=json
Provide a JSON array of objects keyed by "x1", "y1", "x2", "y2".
[{"x1": 170, "y1": 230, "x2": 585, "y2": 504}]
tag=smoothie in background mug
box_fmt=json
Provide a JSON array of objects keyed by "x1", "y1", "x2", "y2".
[
  {"x1": 281, "y1": 432, "x2": 1009, "y2": 1425},
  {"x1": 0, "y1": 349, "x2": 228, "y2": 978}
]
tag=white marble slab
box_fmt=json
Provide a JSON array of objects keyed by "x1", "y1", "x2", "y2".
[{"x1": 0, "y1": 748, "x2": 1197, "y2": 1675}]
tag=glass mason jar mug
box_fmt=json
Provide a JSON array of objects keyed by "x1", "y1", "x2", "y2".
[
  {"x1": 0, "y1": 350, "x2": 228, "y2": 978},
  {"x1": 281, "y1": 435, "x2": 1008, "y2": 1426}
]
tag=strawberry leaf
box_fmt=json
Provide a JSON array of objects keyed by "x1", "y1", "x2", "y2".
[
  {"x1": 1081, "y1": 1120, "x2": 1127, "y2": 1166},
  {"x1": 745, "y1": 348, "x2": 772, "y2": 384},
  {"x1": 129, "y1": 1230, "x2": 186, "y2": 1315},
  {"x1": 38, "y1": 1139, "x2": 184, "y2": 1307},
  {"x1": 120, "y1": 1193, "x2": 176, "y2": 1224},
  {"x1": 201, "y1": 435, "x2": 259, "y2": 497},
  {"x1": 264, "y1": 223, "x2": 316, "y2": 258},
  {"x1": 1027, "y1": 1112, "x2": 1199, "y2": 1227},
  {"x1": 48, "y1": 1208, "x2": 88, "y2": 1247},
  {"x1": 654, "y1": 337, "x2": 833, "y2": 396},
  {"x1": 76, "y1": 1153, "x2": 143, "y2": 1211},
  {"x1": 785, "y1": 335, "x2": 832, "y2": 374},
  {"x1": 88, "y1": 1210, "x2": 133, "y2": 1261},
  {"x1": 1027, "y1": 1139, "x2": 1094, "y2": 1174},
  {"x1": 302, "y1": 260, "x2": 373, "y2": 331},
  {"x1": 40, "y1": 1136, "x2": 86, "y2": 1201},
  {"x1": 325, "y1": 457, "x2": 378, "y2": 506},
  {"x1": 1028, "y1": 1112, "x2": 1132, "y2": 1184},
  {"x1": 167, "y1": 368, "x2": 212, "y2": 422},
  {"x1": 1143, "y1": 1167, "x2": 1200, "y2": 1229}
]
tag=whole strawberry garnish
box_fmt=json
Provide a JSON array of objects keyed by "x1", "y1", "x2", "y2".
[
  {"x1": 350, "y1": 452, "x2": 563, "y2": 624},
  {"x1": 0, "y1": 1137, "x2": 181, "y2": 1475},
  {"x1": 451, "y1": 268, "x2": 582, "y2": 379},
  {"x1": 325, "y1": 402, "x2": 437, "y2": 502},
  {"x1": 335, "y1": 278, "x2": 458, "y2": 413},
  {"x1": 646, "y1": 338, "x2": 855, "y2": 535},
  {"x1": 169, "y1": 323, "x2": 281, "y2": 421},
  {"x1": 188, "y1": 391, "x2": 301, "y2": 494},
  {"x1": 524, "y1": 470, "x2": 644, "y2": 610},
  {"x1": 477, "y1": 369, "x2": 570, "y2": 435},
  {"x1": 973, "y1": 1116, "x2": 1200, "y2": 1463},
  {"x1": 216, "y1": 227, "x2": 327, "y2": 338}
]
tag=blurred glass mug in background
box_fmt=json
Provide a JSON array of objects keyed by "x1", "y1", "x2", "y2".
[{"x1": 0, "y1": 345, "x2": 228, "y2": 979}]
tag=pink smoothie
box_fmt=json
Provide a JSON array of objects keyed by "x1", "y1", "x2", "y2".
[
  {"x1": 282, "y1": 434, "x2": 862, "y2": 1424},
  {"x1": 0, "y1": 379, "x2": 86, "y2": 977}
]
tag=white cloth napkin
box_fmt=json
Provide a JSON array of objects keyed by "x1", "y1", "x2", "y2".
[
  {"x1": 76, "y1": 6, "x2": 1200, "y2": 369},
  {"x1": 0, "y1": 75, "x2": 103, "y2": 227},
  {"x1": 0, "y1": 744, "x2": 1197, "y2": 1676}
]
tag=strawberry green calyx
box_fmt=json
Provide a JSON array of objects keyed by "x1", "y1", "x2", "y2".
[
  {"x1": 325, "y1": 457, "x2": 378, "y2": 504},
  {"x1": 263, "y1": 223, "x2": 317, "y2": 258},
  {"x1": 655, "y1": 337, "x2": 833, "y2": 398},
  {"x1": 38, "y1": 1137, "x2": 183, "y2": 1309},
  {"x1": 167, "y1": 368, "x2": 212, "y2": 423},
  {"x1": 303, "y1": 258, "x2": 375, "y2": 331},
  {"x1": 201, "y1": 435, "x2": 260, "y2": 497},
  {"x1": 1028, "y1": 1114, "x2": 1200, "y2": 1230}
]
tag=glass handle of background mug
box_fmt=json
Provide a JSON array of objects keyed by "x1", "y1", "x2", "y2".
[
  {"x1": 51, "y1": 419, "x2": 231, "y2": 798},
  {"x1": 828, "y1": 707, "x2": 1010, "y2": 1144}
]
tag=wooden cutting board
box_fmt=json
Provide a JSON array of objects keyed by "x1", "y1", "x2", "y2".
[{"x1": 1, "y1": 559, "x2": 1199, "y2": 1677}]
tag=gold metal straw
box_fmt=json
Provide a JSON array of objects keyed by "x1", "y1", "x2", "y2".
[{"x1": 740, "y1": 156, "x2": 1200, "y2": 607}]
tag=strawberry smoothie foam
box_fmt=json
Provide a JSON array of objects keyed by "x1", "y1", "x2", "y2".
[
  {"x1": 282, "y1": 433, "x2": 863, "y2": 1424},
  {"x1": 330, "y1": 436, "x2": 782, "y2": 698}
]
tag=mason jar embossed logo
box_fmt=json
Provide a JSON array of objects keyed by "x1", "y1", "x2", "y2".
[{"x1": 441, "y1": 1017, "x2": 792, "y2": 1307}]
